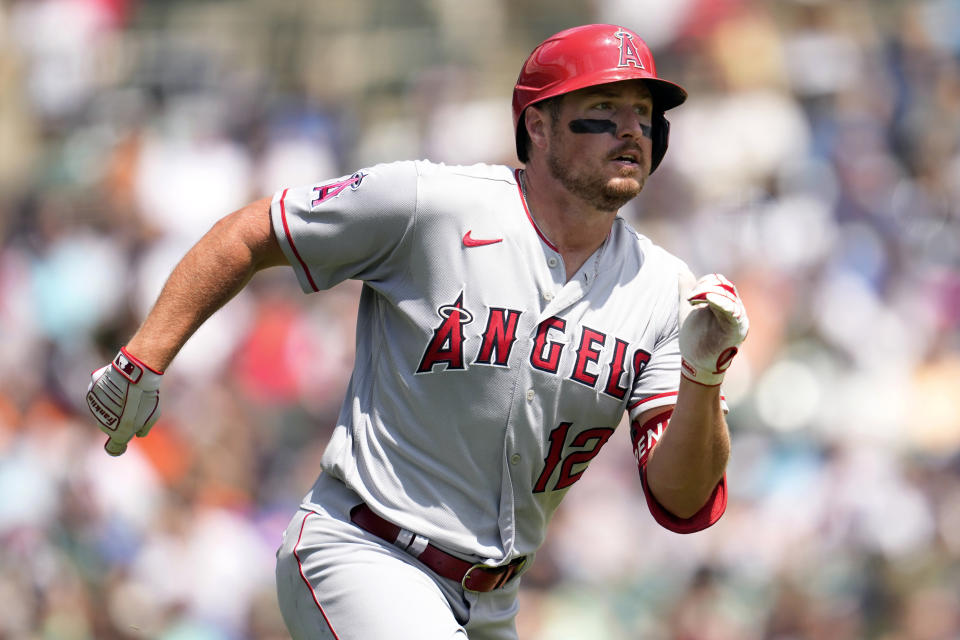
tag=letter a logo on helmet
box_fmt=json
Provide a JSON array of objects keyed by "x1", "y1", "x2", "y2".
[
  {"x1": 512, "y1": 24, "x2": 687, "y2": 172},
  {"x1": 615, "y1": 29, "x2": 646, "y2": 69}
]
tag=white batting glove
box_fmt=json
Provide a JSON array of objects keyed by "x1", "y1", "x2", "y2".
[
  {"x1": 678, "y1": 273, "x2": 749, "y2": 387},
  {"x1": 85, "y1": 348, "x2": 163, "y2": 456}
]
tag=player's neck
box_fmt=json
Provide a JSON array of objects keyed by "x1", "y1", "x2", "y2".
[{"x1": 520, "y1": 166, "x2": 617, "y2": 280}]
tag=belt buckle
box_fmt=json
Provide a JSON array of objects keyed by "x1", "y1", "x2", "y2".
[{"x1": 461, "y1": 563, "x2": 486, "y2": 592}]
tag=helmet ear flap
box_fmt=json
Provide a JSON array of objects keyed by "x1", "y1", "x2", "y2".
[
  {"x1": 650, "y1": 111, "x2": 670, "y2": 174},
  {"x1": 516, "y1": 113, "x2": 531, "y2": 163}
]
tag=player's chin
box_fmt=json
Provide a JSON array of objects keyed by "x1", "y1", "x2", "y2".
[
  {"x1": 596, "y1": 177, "x2": 642, "y2": 211},
  {"x1": 605, "y1": 174, "x2": 644, "y2": 198}
]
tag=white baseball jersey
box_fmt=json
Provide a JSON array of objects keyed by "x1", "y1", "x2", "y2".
[{"x1": 270, "y1": 160, "x2": 724, "y2": 565}]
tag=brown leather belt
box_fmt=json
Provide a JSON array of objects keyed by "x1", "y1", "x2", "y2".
[{"x1": 349, "y1": 504, "x2": 526, "y2": 592}]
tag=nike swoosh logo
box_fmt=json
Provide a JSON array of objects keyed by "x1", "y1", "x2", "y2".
[{"x1": 462, "y1": 231, "x2": 503, "y2": 247}]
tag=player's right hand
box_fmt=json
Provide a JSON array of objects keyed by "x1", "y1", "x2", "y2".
[{"x1": 85, "y1": 348, "x2": 163, "y2": 456}]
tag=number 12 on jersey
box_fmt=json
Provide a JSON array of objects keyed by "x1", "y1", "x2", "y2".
[{"x1": 533, "y1": 422, "x2": 615, "y2": 493}]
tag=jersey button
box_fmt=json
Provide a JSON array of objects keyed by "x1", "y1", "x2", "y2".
[
  {"x1": 526, "y1": 389, "x2": 535, "y2": 401},
  {"x1": 510, "y1": 453, "x2": 521, "y2": 465},
  {"x1": 548, "y1": 257, "x2": 558, "y2": 268},
  {"x1": 543, "y1": 292, "x2": 554, "y2": 301}
]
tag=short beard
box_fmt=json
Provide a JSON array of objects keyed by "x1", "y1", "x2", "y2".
[{"x1": 546, "y1": 132, "x2": 643, "y2": 212}]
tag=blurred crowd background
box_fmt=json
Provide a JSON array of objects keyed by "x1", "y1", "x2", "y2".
[{"x1": 2, "y1": 0, "x2": 960, "y2": 638}]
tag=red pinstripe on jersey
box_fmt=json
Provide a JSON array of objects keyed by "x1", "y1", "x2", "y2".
[
  {"x1": 628, "y1": 390, "x2": 726, "y2": 412},
  {"x1": 514, "y1": 168, "x2": 558, "y2": 252},
  {"x1": 280, "y1": 189, "x2": 321, "y2": 292},
  {"x1": 628, "y1": 390, "x2": 678, "y2": 411}
]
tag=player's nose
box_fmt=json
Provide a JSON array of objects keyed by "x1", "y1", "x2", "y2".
[{"x1": 614, "y1": 110, "x2": 651, "y2": 140}]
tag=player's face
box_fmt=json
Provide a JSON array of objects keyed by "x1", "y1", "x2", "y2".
[{"x1": 545, "y1": 81, "x2": 654, "y2": 212}]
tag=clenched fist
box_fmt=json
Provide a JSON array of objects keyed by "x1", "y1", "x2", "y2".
[
  {"x1": 678, "y1": 273, "x2": 749, "y2": 387},
  {"x1": 86, "y1": 348, "x2": 163, "y2": 456}
]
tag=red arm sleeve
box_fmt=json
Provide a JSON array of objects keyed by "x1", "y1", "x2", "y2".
[
  {"x1": 631, "y1": 409, "x2": 727, "y2": 534},
  {"x1": 640, "y1": 466, "x2": 726, "y2": 534}
]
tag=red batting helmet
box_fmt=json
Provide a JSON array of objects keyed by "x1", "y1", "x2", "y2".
[{"x1": 513, "y1": 24, "x2": 687, "y2": 172}]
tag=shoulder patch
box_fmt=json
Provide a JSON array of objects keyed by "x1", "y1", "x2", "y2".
[{"x1": 311, "y1": 171, "x2": 366, "y2": 208}]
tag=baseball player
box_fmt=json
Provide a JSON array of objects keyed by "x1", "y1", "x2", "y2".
[{"x1": 86, "y1": 24, "x2": 748, "y2": 639}]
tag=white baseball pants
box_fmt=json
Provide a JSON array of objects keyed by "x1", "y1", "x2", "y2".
[{"x1": 275, "y1": 473, "x2": 521, "y2": 639}]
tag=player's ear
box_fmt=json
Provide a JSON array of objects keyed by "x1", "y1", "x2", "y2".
[{"x1": 524, "y1": 105, "x2": 551, "y2": 156}]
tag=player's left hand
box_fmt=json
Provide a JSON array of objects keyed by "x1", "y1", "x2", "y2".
[
  {"x1": 85, "y1": 348, "x2": 163, "y2": 456},
  {"x1": 678, "y1": 273, "x2": 749, "y2": 387}
]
